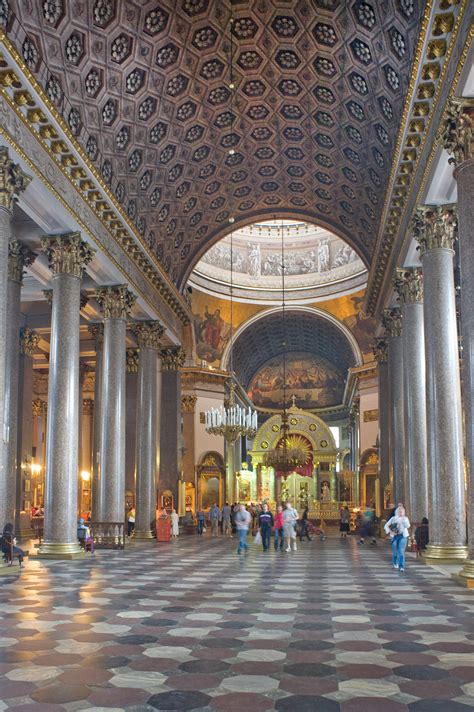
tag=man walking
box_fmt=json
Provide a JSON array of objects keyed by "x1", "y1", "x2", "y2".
[
  {"x1": 258, "y1": 503, "x2": 274, "y2": 551},
  {"x1": 235, "y1": 504, "x2": 252, "y2": 554},
  {"x1": 209, "y1": 503, "x2": 220, "y2": 537},
  {"x1": 222, "y1": 501, "x2": 232, "y2": 536}
]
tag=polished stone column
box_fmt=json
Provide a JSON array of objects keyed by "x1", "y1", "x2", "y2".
[
  {"x1": 373, "y1": 339, "x2": 390, "y2": 512},
  {"x1": 88, "y1": 323, "x2": 103, "y2": 521},
  {"x1": 443, "y1": 99, "x2": 474, "y2": 581},
  {"x1": 96, "y1": 285, "x2": 136, "y2": 523},
  {"x1": 2, "y1": 241, "x2": 35, "y2": 524},
  {"x1": 394, "y1": 268, "x2": 429, "y2": 524},
  {"x1": 15, "y1": 328, "x2": 39, "y2": 538},
  {"x1": 159, "y1": 347, "x2": 185, "y2": 509},
  {"x1": 131, "y1": 322, "x2": 163, "y2": 538},
  {"x1": 414, "y1": 205, "x2": 467, "y2": 562},
  {"x1": 0, "y1": 149, "x2": 30, "y2": 529},
  {"x1": 382, "y1": 308, "x2": 405, "y2": 506},
  {"x1": 125, "y1": 348, "x2": 139, "y2": 508},
  {"x1": 38, "y1": 233, "x2": 94, "y2": 558},
  {"x1": 181, "y1": 394, "x2": 197, "y2": 485}
]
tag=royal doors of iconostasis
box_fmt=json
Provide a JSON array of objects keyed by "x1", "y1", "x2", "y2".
[{"x1": 249, "y1": 407, "x2": 338, "y2": 511}]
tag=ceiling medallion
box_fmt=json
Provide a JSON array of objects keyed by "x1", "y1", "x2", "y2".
[
  {"x1": 320, "y1": 439, "x2": 328, "y2": 448},
  {"x1": 309, "y1": 423, "x2": 317, "y2": 431}
]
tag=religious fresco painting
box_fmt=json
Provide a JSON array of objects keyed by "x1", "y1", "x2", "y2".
[
  {"x1": 193, "y1": 307, "x2": 232, "y2": 364},
  {"x1": 248, "y1": 352, "x2": 345, "y2": 409}
]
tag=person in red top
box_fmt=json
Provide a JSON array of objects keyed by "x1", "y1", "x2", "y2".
[{"x1": 273, "y1": 504, "x2": 284, "y2": 551}]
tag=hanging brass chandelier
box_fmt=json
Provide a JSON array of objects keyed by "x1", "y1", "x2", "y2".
[{"x1": 263, "y1": 220, "x2": 307, "y2": 475}]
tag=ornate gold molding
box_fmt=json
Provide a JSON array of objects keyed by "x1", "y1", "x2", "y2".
[
  {"x1": 96, "y1": 285, "x2": 136, "y2": 320},
  {"x1": 8, "y1": 239, "x2": 35, "y2": 283},
  {"x1": 366, "y1": 0, "x2": 470, "y2": 316},
  {"x1": 382, "y1": 308, "x2": 402, "y2": 338},
  {"x1": 41, "y1": 232, "x2": 94, "y2": 278},
  {"x1": 20, "y1": 327, "x2": 39, "y2": 356},
  {"x1": 87, "y1": 323, "x2": 104, "y2": 349},
  {"x1": 79, "y1": 362, "x2": 93, "y2": 382},
  {"x1": 161, "y1": 346, "x2": 186, "y2": 371},
  {"x1": 413, "y1": 204, "x2": 457, "y2": 255},
  {"x1": 373, "y1": 338, "x2": 388, "y2": 364},
  {"x1": 394, "y1": 267, "x2": 424, "y2": 304},
  {"x1": 0, "y1": 145, "x2": 31, "y2": 211},
  {"x1": 181, "y1": 394, "x2": 198, "y2": 414},
  {"x1": 0, "y1": 34, "x2": 190, "y2": 325},
  {"x1": 126, "y1": 348, "x2": 139, "y2": 373},
  {"x1": 131, "y1": 321, "x2": 164, "y2": 351},
  {"x1": 82, "y1": 398, "x2": 94, "y2": 416},
  {"x1": 442, "y1": 97, "x2": 474, "y2": 166}
]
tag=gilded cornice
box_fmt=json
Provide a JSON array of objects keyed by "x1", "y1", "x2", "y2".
[
  {"x1": 181, "y1": 367, "x2": 231, "y2": 388},
  {"x1": 373, "y1": 339, "x2": 388, "y2": 364},
  {"x1": 131, "y1": 321, "x2": 164, "y2": 351},
  {"x1": 413, "y1": 204, "x2": 457, "y2": 254},
  {"x1": 8, "y1": 238, "x2": 35, "y2": 283},
  {"x1": 442, "y1": 97, "x2": 474, "y2": 167},
  {"x1": 42, "y1": 232, "x2": 94, "y2": 278},
  {"x1": 96, "y1": 285, "x2": 136, "y2": 320},
  {"x1": 161, "y1": 346, "x2": 186, "y2": 371},
  {"x1": 20, "y1": 327, "x2": 39, "y2": 356},
  {"x1": 366, "y1": 0, "x2": 470, "y2": 316},
  {"x1": 382, "y1": 308, "x2": 403, "y2": 338},
  {"x1": 394, "y1": 267, "x2": 424, "y2": 304},
  {"x1": 0, "y1": 33, "x2": 190, "y2": 326},
  {"x1": 0, "y1": 146, "x2": 31, "y2": 211}
]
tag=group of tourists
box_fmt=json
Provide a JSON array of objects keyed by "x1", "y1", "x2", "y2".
[{"x1": 231, "y1": 501, "x2": 306, "y2": 555}]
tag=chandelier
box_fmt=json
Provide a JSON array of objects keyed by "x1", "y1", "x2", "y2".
[
  {"x1": 204, "y1": 13, "x2": 258, "y2": 443},
  {"x1": 263, "y1": 221, "x2": 307, "y2": 475}
]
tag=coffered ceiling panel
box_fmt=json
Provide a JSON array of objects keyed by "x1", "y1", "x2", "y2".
[{"x1": 5, "y1": 0, "x2": 425, "y2": 290}]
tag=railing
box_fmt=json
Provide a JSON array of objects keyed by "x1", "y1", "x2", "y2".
[{"x1": 89, "y1": 522, "x2": 125, "y2": 550}]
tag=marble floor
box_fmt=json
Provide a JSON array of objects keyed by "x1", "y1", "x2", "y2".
[{"x1": 1, "y1": 535, "x2": 474, "y2": 711}]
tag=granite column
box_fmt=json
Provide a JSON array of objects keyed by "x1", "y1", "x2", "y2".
[
  {"x1": 38, "y1": 233, "x2": 94, "y2": 558},
  {"x1": 132, "y1": 322, "x2": 163, "y2": 538},
  {"x1": 88, "y1": 324, "x2": 103, "y2": 521},
  {"x1": 382, "y1": 308, "x2": 405, "y2": 506},
  {"x1": 394, "y1": 268, "x2": 429, "y2": 524},
  {"x1": 0, "y1": 149, "x2": 30, "y2": 529},
  {"x1": 414, "y1": 205, "x2": 467, "y2": 563},
  {"x1": 159, "y1": 347, "x2": 185, "y2": 509},
  {"x1": 96, "y1": 286, "x2": 136, "y2": 524},
  {"x1": 125, "y1": 349, "x2": 139, "y2": 509},
  {"x1": 443, "y1": 99, "x2": 474, "y2": 581}
]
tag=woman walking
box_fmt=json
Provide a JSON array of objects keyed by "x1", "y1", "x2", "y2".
[
  {"x1": 340, "y1": 505, "x2": 350, "y2": 539},
  {"x1": 384, "y1": 505, "x2": 411, "y2": 573},
  {"x1": 274, "y1": 504, "x2": 284, "y2": 551},
  {"x1": 170, "y1": 508, "x2": 179, "y2": 538},
  {"x1": 283, "y1": 502, "x2": 298, "y2": 552}
]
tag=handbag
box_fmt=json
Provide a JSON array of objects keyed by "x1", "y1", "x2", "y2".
[
  {"x1": 202, "y1": 526, "x2": 207, "y2": 533},
  {"x1": 254, "y1": 531, "x2": 262, "y2": 545}
]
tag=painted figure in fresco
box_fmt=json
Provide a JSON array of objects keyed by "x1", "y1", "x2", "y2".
[
  {"x1": 318, "y1": 238, "x2": 330, "y2": 272},
  {"x1": 202, "y1": 307, "x2": 224, "y2": 350}
]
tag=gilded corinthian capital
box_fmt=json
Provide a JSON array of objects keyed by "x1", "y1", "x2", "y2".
[
  {"x1": 131, "y1": 321, "x2": 164, "y2": 351},
  {"x1": 413, "y1": 204, "x2": 457, "y2": 255},
  {"x1": 382, "y1": 308, "x2": 402, "y2": 338},
  {"x1": 0, "y1": 147, "x2": 31, "y2": 211},
  {"x1": 8, "y1": 240, "x2": 35, "y2": 283},
  {"x1": 20, "y1": 327, "x2": 39, "y2": 356},
  {"x1": 181, "y1": 394, "x2": 197, "y2": 413},
  {"x1": 126, "y1": 348, "x2": 139, "y2": 373},
  {"x1": 442, "y1": 98, "x2": 474, "y2": 167},
  {"x1": 394, "y1": 267, "x2": 423, "y2": 305},
  {"x1": 96, "y1": 285, "x2": 136, "y2": 319},
  {"x1": 373, "y1": 338, "x2": 388, "y2": 364},
  {"x1": 161, "y1": 346, "x2": 186, "y2": 371},
  {"x1": 41, "y1": 232, "x2": 95, "y2": 277}
]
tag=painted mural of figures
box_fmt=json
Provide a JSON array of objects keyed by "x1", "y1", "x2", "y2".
[
  {"x1": 202, "y1": 307, "x2": 224, "y2": 350},
  {"x1": 318, "y1": 239, "x2": 330, "y2": 272},
  {"x1": 193, "y1": 306, "x2": 231, "y2": 364},
  {"x1": 247, "y1": 243, "x2": 261, "y2": 277}
]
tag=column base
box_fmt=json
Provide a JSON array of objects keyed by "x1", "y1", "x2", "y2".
[
  {"x1": 36, "y1": 541, "x2": 85, "y2": 560},
  {"x1": 133, "y1": 530, "x2": 155, "y2": 540},
  {"x1": 451, "y1": 559, "x2": 474, "y2": 588},
  {"x1": 422, "y1": 544, "x2": 468, "y2": 565}
]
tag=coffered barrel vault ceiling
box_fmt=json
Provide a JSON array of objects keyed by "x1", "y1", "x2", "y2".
[
  {"x1": 231, "y1": 310, "x2": 356, "y2": 391},
  {"x1": 6, "y1": 0, "x2": 424, "y2": 289}
]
